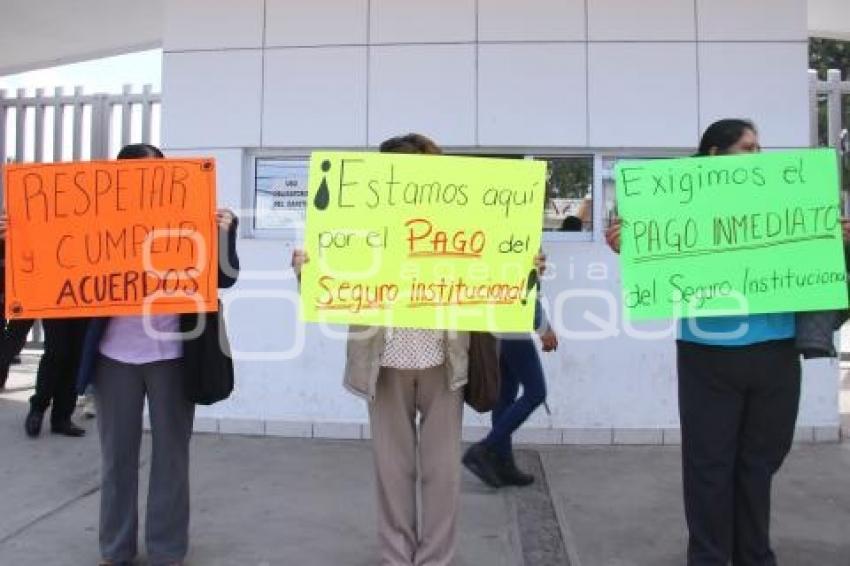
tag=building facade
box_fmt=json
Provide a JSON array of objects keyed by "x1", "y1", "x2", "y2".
[{"x1": 157, "y1": 0, "x2": 840, "y2": 442}]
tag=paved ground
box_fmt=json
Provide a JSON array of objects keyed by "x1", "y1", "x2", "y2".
[{"x1": 1, "y1": 355, "x2": 849, "y2": 566}]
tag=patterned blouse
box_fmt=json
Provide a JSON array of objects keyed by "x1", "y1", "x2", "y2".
[{"x1": 380, "y1": 327, "x2": 446, "y2": 370}]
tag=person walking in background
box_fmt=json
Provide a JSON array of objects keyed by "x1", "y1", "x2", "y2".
[
  {"x1": 10, "y1": 203, "x2": 88, "y2": 437},
  {"x1": 463, "y1": 293, "x2": 558, "y2": 487},
  {"x1": 75, "y1": 143, "x2": 241, "y2": 566},
  {"x1": 560, "y1": 215, "x2": 583, "y2": 232},
  {"x1": 23, "y1": 270, "x2": 87, "y2": 435}
]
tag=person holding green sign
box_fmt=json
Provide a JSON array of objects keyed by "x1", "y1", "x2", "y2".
[{"x1": 606, "y1": 119, "x2": 846, "y2": 566}]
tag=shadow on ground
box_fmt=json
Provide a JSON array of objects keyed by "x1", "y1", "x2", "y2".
[{"x1": 1, "y1": 357, "x2": 849, "y2": 565}]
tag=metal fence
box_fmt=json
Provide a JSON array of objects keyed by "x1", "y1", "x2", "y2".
[
  {"x1": 810, "y1": 68, "x2": 850, "y2": 153},
  {"x1": 0, "y1": 84, "x2": 161, "y2": 198},
  {"x1": 0, "y1": 84, "x2": 161, "y2": 346}
]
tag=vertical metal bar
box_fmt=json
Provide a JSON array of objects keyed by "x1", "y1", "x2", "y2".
[
  {"x1": 141, "y1": 84, "x2": 153, "y2": 144},
  {"x1": 72, "y1": 86, "x2": 84, "y2": 161},
  {"x1": 0, "y1": 89, "x2": 7, "y2": 200},
  {"x1": 827, "y1": 69, "x2": 842, "y2": 148},
  {"x1": 34, "y1": 88, "x2": 45, "y2": 163},
  {"x1": 592, "y1": 154, "x2": 605, "y2": 243},
  {"x1": 91, "y1": 94, "x2": 110, "y2": 160},
  {"x1": 90, "y1": 95, "x2": 102, "y2": 159},
  {"x1": 53, "y1": 87, "x2": 64, "y2": 162},
  {"x1": 15, "y1": 88, "x2": 26, "y2": 163},
  {"x1": 32, "y1": 321, "x2": 43, "y2": 346},
  {"x1": 809, "y1": 69, "x2": 819, "y2": 148},
  {"x1": 121, "y1": 84, "x2": 133, "y2": 148}
]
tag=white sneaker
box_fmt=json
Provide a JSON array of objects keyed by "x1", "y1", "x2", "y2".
[{"x1": 82, "y1": 394, "x2": 96, "y2": 419}]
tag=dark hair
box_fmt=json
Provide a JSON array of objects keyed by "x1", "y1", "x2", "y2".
[
  {"x1": 696, "y1": 119, "x2": 757, "y2": 156},
  {"x1": 561, "y1": 215, "x2": 583, "y2": 232},
  {"x1": 379, "y1": 133, "x2": 442, "y2": 155},
  {"x1": 117, "y1": 143, "x2": 164, "y2": 160}
]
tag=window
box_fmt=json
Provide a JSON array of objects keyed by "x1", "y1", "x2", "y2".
[
  {"x1": 253, "y1": 157, "x2": 309, "y2": 236},
  {"x1": 247, "y1": 152, "x2": 599, "y2": 240},
  {"x1": 531, "y1": 156, "x2": 594, "y2": 234}
]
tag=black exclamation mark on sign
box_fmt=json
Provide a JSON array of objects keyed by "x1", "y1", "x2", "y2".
[
  {"x1": 521, "y1": 269, "x2": 539, "y2": 305},
  {"x1": 314, "y1": 160, "x2": 332, "y2": 211}
]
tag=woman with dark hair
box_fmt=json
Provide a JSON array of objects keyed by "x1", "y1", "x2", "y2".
[
  {"x1": 293, "y1": 133, "x2": 546, "y2": 565},
  {"x1": 77, "y1": 143, "x2": 240, "y2": 566},
  {"x1": 606, "y1": 119, "x2": 814, "y2": 566}
]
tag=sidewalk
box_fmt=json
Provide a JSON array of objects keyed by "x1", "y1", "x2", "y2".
[{"x1": 1, "y1": 358, "x2": 849, "y2": 566}]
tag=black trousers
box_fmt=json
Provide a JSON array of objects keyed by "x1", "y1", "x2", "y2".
[
  {"x1": 677, "y1": 339, "x2": 801, "y2": 566},
  {"x1": 29, "y1": 319, "x2": 87, "y2": 425},
  {"x1": 0, "y1": 319, "x2": 33, "y2": 387}
]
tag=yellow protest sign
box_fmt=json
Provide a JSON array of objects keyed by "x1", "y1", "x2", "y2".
[{"x1": 300, "y1": 152, "x2": 546, "y2": 332}]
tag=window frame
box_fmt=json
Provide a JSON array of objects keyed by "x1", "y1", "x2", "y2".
[{"x1": 243, "y1": 147, "x2": 693, "y2": 242}]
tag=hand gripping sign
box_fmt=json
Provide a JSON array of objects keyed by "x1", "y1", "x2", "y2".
[{"x1": 3, "y1": 159, "x2": 218, "y2": 319}]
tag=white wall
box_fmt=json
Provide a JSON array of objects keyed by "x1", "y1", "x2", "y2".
[
  {"x1": 160, "y1": 0, "x2": 839, "y2": 442},
  {"x1": 809, "y1": 0, "x2": 850, "y2": 40}
]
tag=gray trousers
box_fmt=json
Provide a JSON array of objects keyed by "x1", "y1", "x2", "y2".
[
  {"x1": 369, "y1": 365, "x2": 464, "y2": 566},
  {"x1": 93, "y1": 356, "x2": 194, "y2": 565}
]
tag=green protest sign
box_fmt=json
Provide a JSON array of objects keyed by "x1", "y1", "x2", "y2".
[{"x1": 615, "y1": 149, "x2": 848, "y2": 320}]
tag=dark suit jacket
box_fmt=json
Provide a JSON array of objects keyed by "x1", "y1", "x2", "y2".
[{"x1": 76, "y1": 218, "x2": 240, "y2": 393}]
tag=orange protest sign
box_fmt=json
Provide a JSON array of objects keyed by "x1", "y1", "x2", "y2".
[{"x1": 3, "y1": 158, "x2": 218, "y2": 319}]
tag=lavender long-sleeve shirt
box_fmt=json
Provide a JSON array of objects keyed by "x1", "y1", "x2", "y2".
[{"x1": 99, "y1": 315, "x2": 183, "y2": 364}]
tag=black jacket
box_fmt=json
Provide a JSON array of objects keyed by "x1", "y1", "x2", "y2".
[{"x1": 77, "y1": 218, "x2": 240, "y2": 393}]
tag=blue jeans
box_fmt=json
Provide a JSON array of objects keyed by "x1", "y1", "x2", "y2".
[{"x1": 482, "y1": 338, "x2": 547, "y2": 458}]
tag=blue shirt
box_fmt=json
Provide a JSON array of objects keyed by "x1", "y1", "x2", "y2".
[{"x1": 679, "y1": 313, "x2": 795, "y2": 347}]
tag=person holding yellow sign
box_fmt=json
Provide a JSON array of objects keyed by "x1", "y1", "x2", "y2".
[
  {"x1": 294, "y1": 134, "x2": 467, "y2": 566},
  {"x1": 607, "y1": 118, "x2": 847, "y2": 566},
  {"x1": 293, "y1": 133, "x2": 547, "y2": 566}
]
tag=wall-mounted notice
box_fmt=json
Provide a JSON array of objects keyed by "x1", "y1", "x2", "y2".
[
  {"x1": 255, "y1": 159, "x2": 309, "y2": 231},
  {"x1": 3, "y1": 159, "x2": 218, "y2": 319},
  {"x1": 300, "y1": 152, "x2": 546, "y2": 332},
  {"x1": 615, "y1": 149, "x2": 848, "y2": 320}
]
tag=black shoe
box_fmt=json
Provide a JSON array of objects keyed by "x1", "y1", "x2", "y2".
[
  {"x1": 51, "y1": 420, "x2": 86, "y2": 437},
  {"x1": 25, "y1": 408, "x2": 44, "y2": 437},
  {"x1": 495, "y1": 453, "x2": 535, "y2": 487},
  {"x1": 462, "y1": 443, "x2": 503, "y2": 488}
]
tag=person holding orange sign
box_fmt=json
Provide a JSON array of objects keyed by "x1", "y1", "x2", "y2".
[{"x1": 73, "y1": 144, "x2": 240, "y2": 566}]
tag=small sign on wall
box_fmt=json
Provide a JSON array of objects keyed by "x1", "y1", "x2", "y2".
[{"x1": 254, "y1": 159, "x2": 309, "y2": 231}]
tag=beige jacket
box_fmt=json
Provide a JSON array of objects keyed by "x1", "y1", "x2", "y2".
[{"x1": 343, "y1": 325, "x2": 470, "y2": 402}]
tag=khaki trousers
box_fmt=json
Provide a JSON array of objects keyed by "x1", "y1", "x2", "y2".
[{"x1": 369, "y1": 365, "x2": 464, "y2": 566}]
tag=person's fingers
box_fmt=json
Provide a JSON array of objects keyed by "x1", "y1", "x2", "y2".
[
  {"x1": 605, "y1": 225, "x2": 622, "y2": 252},
  {"x1": 291, "y1": 249, "x2": 310, "y2": 270},
  {"x1": 534, "y1": 252, "x2": 547, "y2": 275}
]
